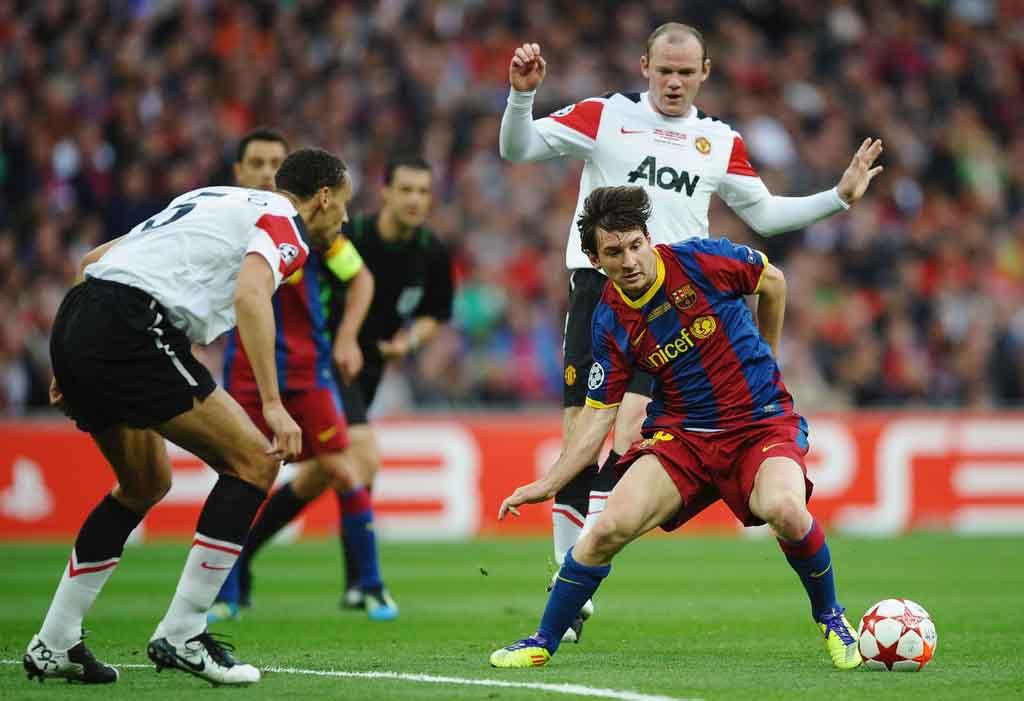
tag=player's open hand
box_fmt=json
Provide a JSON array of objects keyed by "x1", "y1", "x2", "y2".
[
  {"x1": 333, "y1": 337, "x2": 363, "y2": 384},
  {"x1": 262, "y1": 400, "x2": 302, "y2": 461},
  {"x1": 509, "y1": 43, "x2": 546, "y2": 92},
  {"x1": 498, "y1": 479, "x2": 555, "y2": 520},
  {"x1": 837, "y1": 138, "x2": 884, "y2": 205},
  {"x1": 49, "y1": 377, "x2": 71, "y2": 417}
]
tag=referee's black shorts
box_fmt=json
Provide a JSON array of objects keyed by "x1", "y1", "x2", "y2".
[
  {"x1": 50, "y1": 278, "x2": 216, "y2": 434},
  {"x1": 333, "y1": 361, "x2": 384, "y2": 427},
  {"x1": 563, "y1": 268, "x2": 653, "y2": 408}
]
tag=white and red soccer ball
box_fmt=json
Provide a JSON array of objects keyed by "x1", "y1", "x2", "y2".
[{"x1": 857, "y1": 598, "x2": 937, "y2": 671}]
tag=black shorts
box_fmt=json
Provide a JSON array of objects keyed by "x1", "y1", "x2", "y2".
[
  {"x1": 50, "y1": 278, "x2": 216, "y2": 434},
  {"x1": 333, "y1": 361, "x2": 383, "y2": 427},
  {"x1": 563, "y1": 268, "x2": 653, "y2": 407}
]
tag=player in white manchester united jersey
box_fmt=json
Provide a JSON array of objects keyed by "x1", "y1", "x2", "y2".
[
  {"x1": 25, "y1": 148, "x2": 351, "y2": 687},
  {"x1": 499, "y1": 23, "x2": 883, "y2": 642}
]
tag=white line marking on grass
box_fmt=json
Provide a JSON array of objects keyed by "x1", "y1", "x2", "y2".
[{"x1": 2, "y1": 659, "x2": 698, "y2": 701}]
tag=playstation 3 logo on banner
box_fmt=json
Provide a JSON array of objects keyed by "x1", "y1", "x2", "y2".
[
  {"x1": 278, "y1": 242, "x2": 300, "y2": 265},
  {"x1": 587, "y1": 362, "x2": 605, "y2": 391}
]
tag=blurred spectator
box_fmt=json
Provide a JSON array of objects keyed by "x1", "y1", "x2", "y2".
[{"x1": 2, "y1": 0, "x2": 1024, "y2": 416}]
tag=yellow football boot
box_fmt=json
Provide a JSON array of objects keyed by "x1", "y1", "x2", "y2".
[
  {"x1": 489, "y1": 636, "x2": 552, "y2": 668},
  {"x1": 818, "y1": 608, "x2": 863, "y2": 670}
]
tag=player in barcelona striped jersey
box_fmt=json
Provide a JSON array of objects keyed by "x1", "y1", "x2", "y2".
[
  {"x1": 500, "y1": 22, "x2": 883, "y2": 641},
  {"x1": 490, "y1": 186, "x2": 861, "y2": 671},
  {"x1": 210, "y1": 129, "x2": 398, "y2": 623}
]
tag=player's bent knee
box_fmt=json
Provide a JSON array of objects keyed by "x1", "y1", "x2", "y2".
[
  {"x1": 229, "y1": 452, "x2": 280, "y2": 491},
  {"x1": 115, "y1": 476, "x2": 170, "y2": 512},
  {"x1": 587, "y1": 512, "x2": 631, "y2": 557},
  {"x1": 759, "y1": 492, "x2": 809, "y2": 539}
]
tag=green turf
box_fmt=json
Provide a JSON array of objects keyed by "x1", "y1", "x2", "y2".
[{"x1": 1, "y1": 535, "x2": 1021, "y2": 699}]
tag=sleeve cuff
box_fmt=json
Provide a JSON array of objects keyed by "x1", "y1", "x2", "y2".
[
  {"x1": 585, "y1": 397, "x2": 621, "y2": 410},
  {"x1": 507, "y1": 88, "x2": 536, "y2": 110},
  {"x1": 831, "y1": 187, "x2": 851, "y2": 211}
]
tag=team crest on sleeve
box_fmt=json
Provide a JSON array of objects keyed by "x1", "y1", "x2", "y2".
[
  {"x1": 587, "y1": 362, "x2": 605, "y2": 391},
  {"x1": 690, "y1": 315, "x2": 717, "y2": 339},
  {"x1": 278, "y1": 242, "x2": 300, "y2": 265},
  {"x1": 565, "y1": 365, "x2": 577, "y2": 387},
  {"x1": 695, "y1": 136, "x2": 711, "y2": 155},
  {"x1": 550, "y1": 104, "x2": 575, "y2": 118},
  {"x1": 670, "y1": 284, "x2": 697, "y2": 311}
]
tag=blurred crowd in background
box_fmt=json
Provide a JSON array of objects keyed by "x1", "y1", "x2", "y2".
[{"x1": 2, "y1": 0, "x2": 1024, "y2": 416}]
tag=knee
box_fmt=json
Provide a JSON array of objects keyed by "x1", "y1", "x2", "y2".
[
  {"x1": 759, "y1": 491, "x2": 810, "y2": 540},
  {"x1": 116, "y1": 472, "x2": 171, "y2": 513},
  {"x1": 229, "y1": 451, "x2": 280, "y2": 491},
  {"x1": 585, "y1": 512, "x2": 630, "y2": 558}
]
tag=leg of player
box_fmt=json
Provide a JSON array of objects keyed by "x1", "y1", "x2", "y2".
[
  {"x1": 553, "y1": 407, "x2": 595, "y2": 565},
  {"x1": 582, "y1": 390, "x2": 649, "y2": 534},
  {"x1": 748, "y1": 457, "x2": 862, "y2": 670},
  {"x1": 24, "y1": 427, "x2": 170, "y2": 684},
  {"x1": 335, "y1": 424, "x2": 379, "y2": 610},
  {"x1": 326, "y1": 446, "x2": 398, "y2": 621},
  {"x1": 550, "y1": 406, "x2": 598, "y2": 642},
  {"x1": 491, "y1": 454, "x2": 682, "y2": 668},
  {"x1": 208, "y1": 457, "x2": 331, "y2": 623},
  {"x1": 146, "y1": 388, "x2": 283, "y2": 685}
]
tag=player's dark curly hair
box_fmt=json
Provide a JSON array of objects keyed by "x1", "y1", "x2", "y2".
[
  {"x1": 578, "y1": 186, "x2": 652, "y2": 256},
  {"x1": 275, "y1": 147, "x2": 347, "y2": 200}
]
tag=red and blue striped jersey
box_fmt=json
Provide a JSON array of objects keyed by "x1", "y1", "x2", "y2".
[
  {"x1": 223, "y1": 250, "x2": 334, "y2": 394},
  {"x1": 585, "y1": 240, "x2": 796, "y2": 431}
]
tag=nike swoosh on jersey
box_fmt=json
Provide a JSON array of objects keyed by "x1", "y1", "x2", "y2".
[
  {"x1": 620, "y1": 127, "x2": 646, "y2": 134},
  {"x1": 761, "y1": 442, "x2": 786, "y2": 452},
  {"x1": 631, "y1": 329, "x2": 647, "y2": 346},
  {"x1": 200, "y1": 562, "x2": 232, "y2": 571}
]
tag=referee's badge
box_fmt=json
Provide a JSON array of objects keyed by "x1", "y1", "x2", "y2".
[{"x1": 564, "y1": 365, "x2": 577, "y2": 386}]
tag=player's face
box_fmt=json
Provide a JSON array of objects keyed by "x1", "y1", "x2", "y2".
[
  {"x1": 640, "y1": 35, "x2": 709, "y2": 118},
  {"x1": 381, "y1": 167, "x2": 432, "y2": 229},
  {"x1": 591, "y1": 228, "x2": 657, "y2": 297},
  {"x1": 234, "y1": 140, "x2": 287, "y2": 191},
  {"x1": 310, "y1": 179, "x2": 352, "y2": 248}
]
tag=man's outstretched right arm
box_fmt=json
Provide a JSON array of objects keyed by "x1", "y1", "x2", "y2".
[{"x1": 499, "y1": 42, "x2": 560, "y2": 162}]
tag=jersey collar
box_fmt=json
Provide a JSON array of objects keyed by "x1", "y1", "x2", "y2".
[
  {"x1": 640, "y1": 93, "x2": 698, "y2": 122},
  {"x1": 613, "y1": 247, "x2": 665, "y2": 309}
]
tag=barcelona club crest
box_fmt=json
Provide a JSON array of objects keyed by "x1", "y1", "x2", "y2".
[{"x1": 670, "y1": 284, "x2": 697, "y2": 311}]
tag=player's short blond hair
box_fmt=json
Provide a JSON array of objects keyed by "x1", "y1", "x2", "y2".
[{"x1": 645, "y1": 23, "x2": 708, "y2": 64}]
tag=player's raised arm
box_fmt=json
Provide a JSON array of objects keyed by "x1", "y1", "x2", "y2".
[
  {"x1": 498, "y1": 404, "x2": 618, "y2": 520},
  {"x1": 499, "y1": 43, "x2": 560, "y2": 162},
  {"x1": 717, "y1": 136, "x2": 884, "y2": 237}
]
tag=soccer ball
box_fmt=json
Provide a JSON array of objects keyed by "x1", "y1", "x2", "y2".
[{"x1": 857, "y1": 598, "x2": 937, "y2": 671}]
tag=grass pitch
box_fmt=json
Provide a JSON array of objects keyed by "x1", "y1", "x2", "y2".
[{"x1": 1, "y1": 535, "x2": 1021, "y2": 699}]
